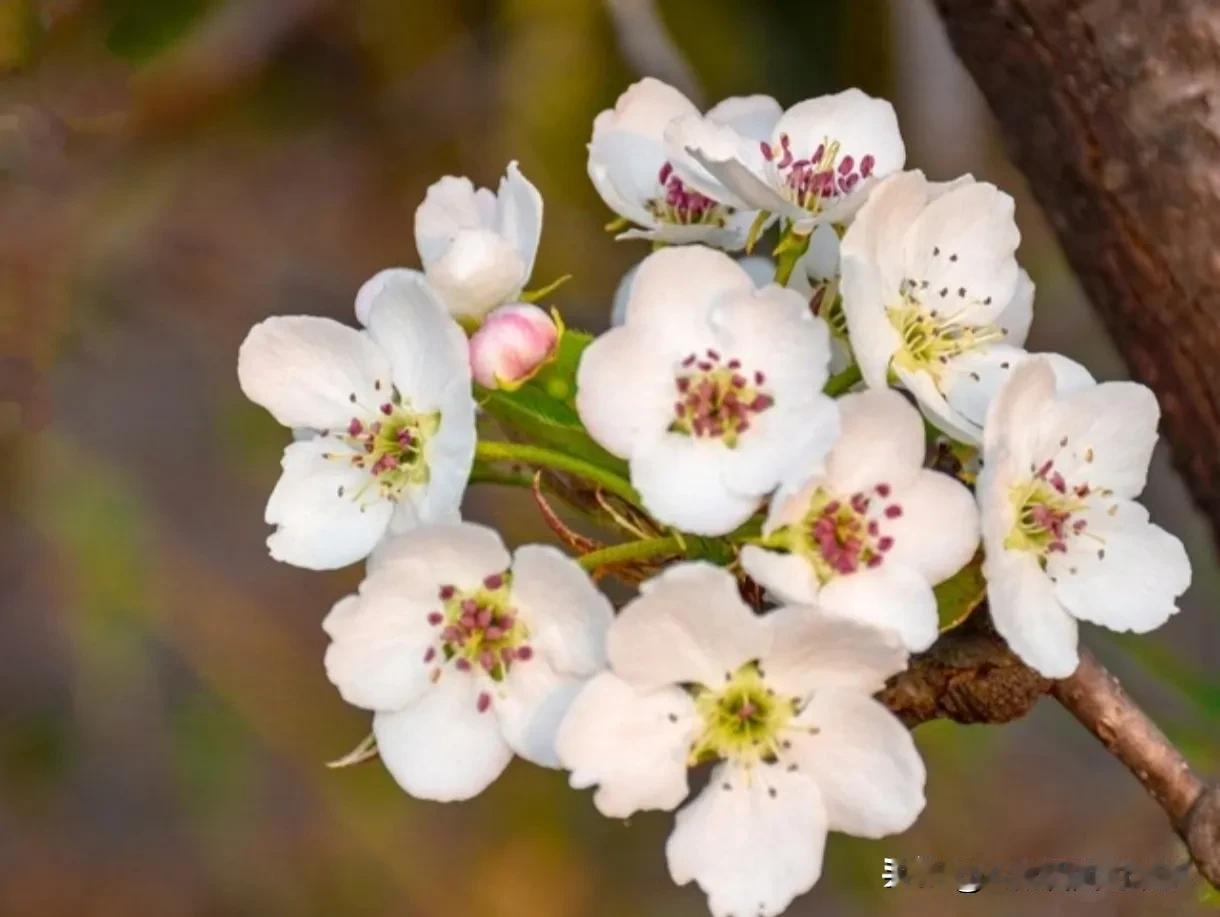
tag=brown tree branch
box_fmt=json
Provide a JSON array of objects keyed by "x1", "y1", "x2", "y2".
[
  {"x1": 930, "y1": 0, "x2": 1220, "y2": 540},
  {"x1": 879, "y1": 622, "x2": 1219, "y2": 889},
  {"x1": 1054, "y1": 650, "x2": 1220, "y2": 887}
]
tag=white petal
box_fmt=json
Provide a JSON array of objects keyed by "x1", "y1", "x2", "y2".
[
  {"x1": 511, "y1": 544, "x2": 613, "y2": 676},
  {"x1": 555, "y1": 672, "x2": 698, "y2": 818},
  {"x1": 797, "y1": 222, "x2": 841, "y2": 284},
  {"x1": 371, "y1": 522, "x2": 510, "y2": 589},
  {"x1": 842, "y1": 170, "x2": 937, "y2": 299},
  {"x1": 424, "y1": 229, "x2": 527, "y2": 319},
  {"x1": 415, "y1": 175, "x2": 497, "y2": 266},
  {"x1": 941, "y1": 343, "x2": 1029, "y2": 433},
  {"x1": 900, "y1": 180, "x2": 1019, "y2": 326},
  {"x1": 362, "y1": 270, "x2": 472, "y2": 410},
  {"x1": 981, "y1": 356, "x2": 1060, "y2": 468},
  {"x1": 608, "y1": 562, "x2": 769, "y2": 690},
  {"x1": 574, "y1": 324, "x2": 674, "y2": 457},
  {"x1": 984, "y1": 551, "x2": 1080, "y2": 678},
  {"x1": 322, "y1": 578, "x2": 436, "y2": 712},
  {"x1": 839, "y1": 250, "x2": 900, "y2": 389},
  {"x1": 410, "y1": 378, "x2": 477, "y2": 524},
  {"x1": 664, "y1": 112, "x2": 777, "y2": 210},
  {"x1": 264, "y1": 438, "x2": 393, "y2": 570},
  {"x1": 1048, "y1": 501, "x2": 1190, "y2": 634},
  {"x1": 823, "y1": 388, "x2": 925, "y2": 495},
  {"x1": 881, "y1": 468, "x2": 980, "y2": 584},
  {"x1": 623, "y1": 245, "x2": 754, "y2": 340},
  {"x1": 694, "y1": 146, "x2": 796, "y2": 215},
  {"x1": 897, "y1": 365, "x2": 983, "y2": 445},
  {"x1": 667, "y1": 763, "x2": 826, "y2": 917},
  {"x1": 238, "y1": 316, "x2": 391, "y2": 431},
  {"x1": 760, "y1": 604, "x2": 908, "y2": 697},
  {"x1": 495, "y1": 161, "x2": 543, "y2": 284},
  {"x1": 587, "y1": 130, "x2": 660, "y2": 226},
  {"x1": 354, "y1": 267, "x2": 417, "y2": 326},
  {"x1": 1039, "y1": 380, "x2": 1160, "y2": 499},
  {"x1": 706, "y1": 94, "x2": 783, "y2": 140},
  {"x1": 740, "y1": 545, "x2": 820, "y2": 605},
  {"x1": 373, "y1": 673, "x2": 513, "y2": 802},
  {"x1": 782, "y1": 689, "x2": 925, "y2": 837},
  {"x1": 493, "y1": 658, "x2": 585, "y2": 769},
  {"x1": 630, "y1": 434, "x2": 761, "y2": 535},
  {"x1": 709, "y1": 282, "x2": 831, "y2": 394},
  {"x1": 998, "y1": 268, "x2": 1034, "y2": 346},
  {"x1": 818, "y1": 564, "x2": 939, "y2": 652}
]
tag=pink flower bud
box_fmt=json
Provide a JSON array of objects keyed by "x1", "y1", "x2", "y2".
[{"x1": 469, "y1": 303, "x2": 560, "y2": 389}]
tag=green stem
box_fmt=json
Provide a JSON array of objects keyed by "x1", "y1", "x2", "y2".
[
  {"x1": 823, "y1": 363, "x2": 863, "y2": 396},
  {"x1": 577, "y1": 535, "x2": 683, "y2": 571},
  {"x1": 468, "y1": 464, "x2": 536, "y2": 490},
  {"x1": 474, "y1": 440, "x2": 639, "y2": 505}
]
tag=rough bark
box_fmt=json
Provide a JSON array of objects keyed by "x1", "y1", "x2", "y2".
[{"x1": 932, "y1": 0, "x2": 1220, "y2": 540}]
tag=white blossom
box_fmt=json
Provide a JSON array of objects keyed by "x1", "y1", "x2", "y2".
[
  {"x1": 668, "y1": 88, "x2": 905, "y2": 236},
  {"x1": 556, "y1": 563, "x2": 923, "y2": 917},
  {"x1": 577, "y1": 245, "x2": 839, "y2": 535},
  {"x1": 238, "y1": 271, "x2": 475, "y2": 569},
  {"x1": 394, "y1": 161, "x2": 544, "y2": 321},
  {"x1": 325, "y1": 522, "x2": 613, "y2": 801},
  {"x1": 978, "y1": 359, "x2": 1191, "y2": 677},
  {"x1": 589, "y1": 78, "x2": 781, "y2": 249},
  {"x1": 840, "y1": 170, "x2": 1086, "y2": 444},
  {"x1": 742, "y1": 389, "x2": 979, "y2": 651}
]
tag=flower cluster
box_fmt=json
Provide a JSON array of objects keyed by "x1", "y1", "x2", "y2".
[{"x1": 237, "y1": 78, "x2": 1192, "y2": 916}]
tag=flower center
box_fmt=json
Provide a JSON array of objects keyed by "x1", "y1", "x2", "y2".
[
  {"x1": 670, "y1": 349, "x2": 774, "y2": 447},
  {"x1": 1004, "y1": 458, "x2": 1090, "y2": 562},
  {"x1": 689, "y1": 663, "x2": 795, "y2": 767},
  {"x1": 887, "y1": 281, "x2": 1003, "y2": 385},
  {"x1": 646, "y1": 162, "x2": 731, "y2": 227},
  {"x1": 423, "y1": 573, "x2": 534, "y2": 711},
  {"x1": 760, "y1": 134, "x2": 875, "y2": 213},
  {"x1": 340, "y1": 394, "x2": 440, "y2": 502},
  {"x1": 793, "y1": 484, "x2": 899, "y2": 583}
]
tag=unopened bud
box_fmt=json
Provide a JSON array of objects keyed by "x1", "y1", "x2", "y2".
[{"x1": 469, "y1": 303, "x2": 560, "y2": 390}]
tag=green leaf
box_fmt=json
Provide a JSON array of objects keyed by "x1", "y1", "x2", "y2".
[{"x1": 934, "y1": 555, "x2": 987, "y2": 632}]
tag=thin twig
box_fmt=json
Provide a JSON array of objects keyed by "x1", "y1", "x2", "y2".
[{"x1": 1053, "y1": 649, "x2": 1220, "y2": 887}]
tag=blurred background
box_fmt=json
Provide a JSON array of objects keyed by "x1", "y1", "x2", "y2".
[{"x1": 1, "y1": 0, "x2": 1216, "y2": 914}]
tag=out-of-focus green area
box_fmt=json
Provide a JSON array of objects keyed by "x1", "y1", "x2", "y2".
[{"x1": 0, "y1": 1, "x2": 1215, "y2": 914}]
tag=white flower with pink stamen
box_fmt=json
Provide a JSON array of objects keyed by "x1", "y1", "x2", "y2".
[
  {"x1": 840, "y1": 170, "x2": 1090, "y2": 444},
  {"x1": 325, "y1": 522, "x2": 613, "y2": 802},
  {"x1": 556, "y1": 563, "x2": 923, "y2": 917},
  {"x1": 667, "y1": 88, "x2": 905, "y2": 236},
  {"x1": 741, "y1": 390, "x2": 979, "y2": 651},
  {"x1": 588, "y1": 78, "x2": 781, "y2": 250},
  {"x1": 979, "y1": 359, "x2": 1191, "y2": 678},
  {"x1": 576, "y1": 245, "x2": 840, "y2": 536},
  {"x1": 238, "y1": 271, "x2": 476, "y2": 570}
]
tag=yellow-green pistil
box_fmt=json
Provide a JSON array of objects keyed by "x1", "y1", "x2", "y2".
[
  {"x1": 689, "y1": 663, "x2": 796, "y2": 767},
  {"x1": 887, "y1": 279, "x2": 1003, "y2": 385},
  {"x1": 334, "y1": 392, "x2": 439, "y2": 503},
  {"x1": 670, "y1": 349, "x2": 774, "y2": 447},
  {"x1": 424, "y1": 572, "x2": 534, "y2": 714},
  {"x1": 1004, "y1": 455, "x2": 1094, "y2": 566}
]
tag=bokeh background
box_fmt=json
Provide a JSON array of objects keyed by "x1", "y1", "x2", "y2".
[{"x1": 1, "y1": 1, "x2": 1217, "y2": 914}]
